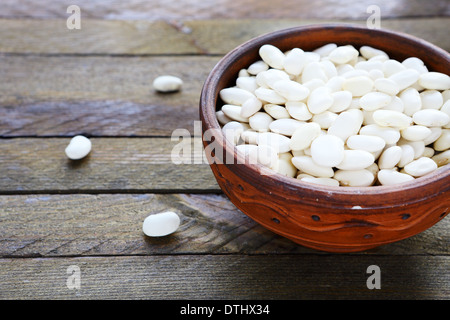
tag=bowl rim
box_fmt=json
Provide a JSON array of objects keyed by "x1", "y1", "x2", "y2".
[{"x1": 200, "y1": 23, "x2": 450, "y2": 200}]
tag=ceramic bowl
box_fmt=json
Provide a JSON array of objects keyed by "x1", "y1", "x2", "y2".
[{"x1": 199, "y1": 24, "x2": 450, "y2": 252}]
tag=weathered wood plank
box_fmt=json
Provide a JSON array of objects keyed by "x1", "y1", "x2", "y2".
[
  {"x1": 0, "y1": 18, "x2": 448, "y2": 55},
  {"x1": 0, "y1": 19, "x2": 202, "y2": 55},
  {"x1": 0, "y1": 254, "x2": 448, "y2": 299},
  {"x1": 0, "y1": 138, "x2": 218, "y2": 193},
  {"x1": 187, "y1": 18, "x2": 450, "y2": 55},
  {"x1": 0, "y1": 55, "x2": 218, "y2": 136},
  {"x1": 2, "y1": 0, "x2": 448, "y2": 20},
  {"x1": 0, "y1": 100, "x2": 205, "y2": 137},
  {"x1": 0, "y1": 55, "x2": 217, "y2": 106},
  {"x1": 0, "y1": 193, "x2": 448, "y2": 257}
]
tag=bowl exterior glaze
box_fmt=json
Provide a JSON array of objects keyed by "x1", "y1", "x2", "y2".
[{"x1": 199, "y1": 24, "x2": 450, "y2": 252}]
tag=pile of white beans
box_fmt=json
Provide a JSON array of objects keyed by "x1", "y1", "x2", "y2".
[{"x1": 216, "y1": 43, "x2": 450, "y2": 187}]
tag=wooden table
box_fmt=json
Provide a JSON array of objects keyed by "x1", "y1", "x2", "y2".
[{"x1": 0, "y1": 0, "x2": 449, "y2": 301}]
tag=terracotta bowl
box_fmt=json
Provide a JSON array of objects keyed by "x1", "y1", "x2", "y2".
[{"x1": 199, "y1": 24, "x2": 450, "y2": 252}]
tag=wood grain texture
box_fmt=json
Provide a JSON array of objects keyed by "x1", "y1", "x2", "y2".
[
  {"x1": 0, "y1": 100, "x2": 204, "y2": 137},
  {"x1": 187, "y1": 18, "x2": 450, "y2": 54},
  {"x1": 0, "y1": 138, "x2": 217, "y2": 193},
  {"x1": 0, "y1": 18, "x2": 448, "y2": 55},
  {"x1": 0, "y1": 55, "x2": 217, "y2": 106},
  {"x1": 0, "y1": 193, "x2": 447, "y2": 258},
  {"x1": 0, "y1": 55, "x2": 219, "y2": 137},
  {"x1": 0, "y1": 193, "x2": 290, "y2": 257},
  {"x1": 0, "y1": 254, "x2": 448, "y2": 299},
  {"x1": 2, "y1": 0, "x2": 449, "y2": 20}
]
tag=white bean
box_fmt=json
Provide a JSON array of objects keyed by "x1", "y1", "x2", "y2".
[
  {"x1": 360, "y1": 92, "x2": 393, "y2": 111},
  {"x1": 346, "y1": 134, "x2": 386, "y2": 153},
  {"x1": 259, "y1": 44, "x2": 285, "y2": 69},
  {"x1": 403, "y1": 157, "x2": 438, "y2": 177},
  {"x1": 275, "y1": 152, "x2": 297, "y2": 177},
  {"x1": 400, "y1": 125, "x2": 432, "y2": 141},
  {"x1": 236, "y1": 76, "x2": 258, "y2": 93},
  {"x1": 254, "y1": 87, "x2": 287, "y2": 104},
  {"x1": 334, "y1": 169, "x2": 375, "y2": 187},
  {"x1": 142, "y1": 211, "x2": 180, "y2": 237},
  {"x1": 413, "y1": 109, "x2": 450, "y2": 127},
  {"x1": 222, "y1": 121, "x2": 247, "y2": 144},
  {"x1": 377, "y1": 169, "x2": 415, "y2": 186},
  {"x1": 336, "y1": 149, "x2": 375, "y2": 170},
  {"x1": 257, "y1": 132, "x2": 291, "y2": 153},
  {"x1": 418, "y1": 72, "x2": 450, "y2": 90},
  {"x1": 328, "y1": 45, "x2": 359, "y2": 64},
  {"x1": 283, "y1": 48, "x2": 306, "y2": 75},
  {"x1": 272, "y1": 79, "x2": 310, "y2": 101},
  {"x1": 307, "y1": 86, "x2": 334, "y2": 114},
  {"x1": 342, "y1": 76, "x2": 374, "y2": 96},
  {"x1": 220, "y1": 87, "x2": 255, "y2": 105},
  {"x1": 374, "y1": 78, "x2": 400, "y2": 95},
  {"x1": 329, "y1": 90, "x2": 353, "y2": 113},
  {"x1": 263, "y1": 104, "x2": 290, "y2": 119},
  {"x1": 359, "y1": 124, "x2": 401, "y2": 144},
  {"x1": 65, "y1": 135, "x2": 92, "y2": 160},
  {"x1": 372, "y1": 110, "x2": 412, "y2": 129},
  {"x1": 301, "y1": 176, "x2": 340, "y2": 187},
  {"x1": 310, "y1": 134, "x2": 345, "y2": 167},
  {"x1": 432, "y1": 149, "x2": 450, "y2": 166},
  {"x1": 328, "y1": 109, "x2": 363, "y2": 142},
  {"x1": 290, "y1": 122, "x2": 322, "y2": 151},
  {"x1": 240, "y1": 96, "x2": 262, "y2": 118},
  {"x1": 312, "y1": 111, "x2": 338, "y2": 129},
  {"x1": 269, "y1": 118, "x2": 305, "y2": 136},
  {"x1": 399, "y1": 139, "x2": 425, "y2": 159},
  {"x1": 399, "y1": 88, "x2": 422, "y2": 116},
  {"x1": 314, "y1": 43, "x2": 337, "y2": 57},
  {"x1": 222, "y1": 104, "x2": 249, "y2": 123},
  {"x1": 420, "y1": 90, "x2": 443, "y2": 109},
  {"x1": 249, "y1": 112, "x2": 273, "y2": 132},
  {"x1": 291, "y1": 156, "x2": 334, "y2": 178},
  {"x1": 247, "y1": 60, "x2": 269, "y2": 75},
  {"x1": 255, "y1": 144, "x2": 279, "y2": 169},
  {"x1": 402, "y1": 57, "x2": 427, "y2": 73},
  {"x1": 383, "y1": 59, "x2": 406, "y2": 77},
  {"x1": 256, "y1": 69, "x2": 290, "y2": 89},
  {"x1": 434, "y1": 129, "x2": 450, "y2": 151},
  {"x1": 302, "y1": 61, "x2": 328, "y2": 83},
  {"x1": 388, "y1": 69, "x2": 420, "y2": 91},
  {"x1": 153, "y1": 75, "x2": 183, "y2": 92},
  {"x1": 326, "y1": 76, "x2": 346, "y2": 93},
  {"x1": 359, "y1": 46, "x2": 388, "y2": 60},
  {"x1": 285, "y1": 101, "x2": 313, "y2": 121},
  {"x1": 398, "y1": 144, "x2": 415, "y2": 168},
  {"x1": 216, "y1": 110, "x2": 232, "y2": 125},
  {"x1": 378, "y1": 146, "x2": 402, "y2": 169},
  {"x1": 423, "y1": 127, "x2": 442, "y2": 146},
  {"x1": 240, "y1": 130, "x2": 259, "y2": 145}
]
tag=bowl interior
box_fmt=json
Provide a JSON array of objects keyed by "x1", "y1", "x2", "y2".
[{"x1": 200, "y1": 23, "x2": 450, "y2": 202}]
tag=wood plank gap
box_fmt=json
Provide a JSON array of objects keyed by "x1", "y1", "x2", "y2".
[
  {"x1": 0, "y1": 189, "x2": 223, "y2": 196},
  {"x1": 0, "y1": 252, "x2": 447, "y2": 260}
]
